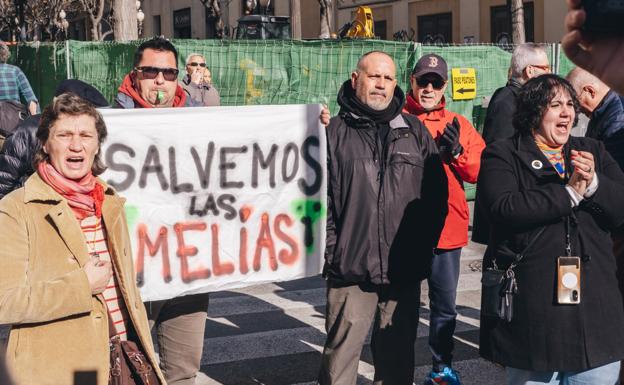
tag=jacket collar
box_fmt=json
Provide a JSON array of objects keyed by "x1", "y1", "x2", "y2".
[
  {"x1": 515, "y1": 133, "x2": 566, "y2": 180},
  {"x1": 23, "y1": 174, "x2": 126, "y2": 267}
]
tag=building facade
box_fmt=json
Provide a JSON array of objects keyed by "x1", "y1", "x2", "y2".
[{"x1": 64, "y1": 0, "x2": 566, "y2": 43}]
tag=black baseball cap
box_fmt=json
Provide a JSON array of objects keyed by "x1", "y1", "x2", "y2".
[{"x1": 412, "y1": 54, "x2": 448, "y2": 81}]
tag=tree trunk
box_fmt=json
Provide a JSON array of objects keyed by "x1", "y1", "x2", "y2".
[
  {"x1": 510, "y1": 0, "x2": 525, "y2": 44},
  {"x1": 290, "y1": 0, "x2": 301, "y2": 39},
  {"x1": 318, "y1": 0, "x2": 332, "y2": 38},
  {"x1": 113, "y1": 0, "x2": 138, "y2": 41}
]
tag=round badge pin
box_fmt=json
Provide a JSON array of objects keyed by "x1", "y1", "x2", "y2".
[{"x1": 531, "y1": 160, "x2": 543, "y2": 169}]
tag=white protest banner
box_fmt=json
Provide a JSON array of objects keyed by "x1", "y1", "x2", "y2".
[{"x1": 99, "y1": 105, "x2": 326, "y2": 301}]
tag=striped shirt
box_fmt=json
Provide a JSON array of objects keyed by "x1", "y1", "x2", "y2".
[
  {"x1": 0, "y1": 63, "x2": 38, "y2": 105},
  {"x1": 80, "y1": 215, "x2": 129, "y2": 340}
]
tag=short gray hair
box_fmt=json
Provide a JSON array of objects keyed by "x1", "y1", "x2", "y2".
[
  {"x1": 185, "y1": 53, "x2": 205, "y2": 65},
  {"x1": 510, "y1": 43, "x2": 548, "y2": 82},
  {"x1": 0, "y1": 42, "x2": 10, "y2": 63}
]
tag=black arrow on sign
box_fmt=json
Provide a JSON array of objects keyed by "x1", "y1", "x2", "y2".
[{"x1": 457, "y1": 88, "x2": 475, "y2": 94}]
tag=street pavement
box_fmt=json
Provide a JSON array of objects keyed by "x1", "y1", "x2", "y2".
[
  {"x1": 192, "y1": 223, "x2": 505, "y2": 385},
  {"x1": 0, "y1": 205, "x2": 505, "y2": 385}
]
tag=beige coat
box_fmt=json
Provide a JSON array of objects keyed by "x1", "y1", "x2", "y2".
[{"x1": 0, "y1": 174, "x2": 165, "y2": 385}]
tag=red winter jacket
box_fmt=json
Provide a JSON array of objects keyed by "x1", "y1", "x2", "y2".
[{"x1": 404, "y1": 92, "x2": 485, "y2": 249}]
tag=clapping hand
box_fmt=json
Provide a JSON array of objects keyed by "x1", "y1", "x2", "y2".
[
  {"x1": 568, "y1": 150, "x2": 595, "y2": 196},
  {"x1": 438, "y1": 117, "x2": 464, "y2": 160}
]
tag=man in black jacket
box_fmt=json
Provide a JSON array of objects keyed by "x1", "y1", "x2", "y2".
[
  {"x1": 318, "y1": 51, "x2": 447, "y2": 384},
  {"x1": 482, "y1": 43, "x2": 550, "y2": 144},
  {"x1": 0, "y1": 79, "x2": 109, "y2": 199}
]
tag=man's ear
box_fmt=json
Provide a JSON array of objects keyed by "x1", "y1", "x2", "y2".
[
  {"x1": 584, "y1": 85, "x2": 597, "y2": 99},
  {"x1": 351, "y1": 71, "x2": 358, "y2": 90}
]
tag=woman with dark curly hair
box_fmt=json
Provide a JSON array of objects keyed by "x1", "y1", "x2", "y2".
[{"x1": 478, "y1": 74, "x2": 624, "y2": 384}]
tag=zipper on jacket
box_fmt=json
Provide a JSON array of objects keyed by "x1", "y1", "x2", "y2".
[{"x1": 376, "y1": 128, "x2": 401, "y2": 284}]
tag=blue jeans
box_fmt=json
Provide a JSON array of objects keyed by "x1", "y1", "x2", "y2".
[
  {"x1": 506, "y1": 361, "x2": 621, "y2": 385},
  {"x1": 427, "y1": 247, "x2": 461, "y2": 371}
]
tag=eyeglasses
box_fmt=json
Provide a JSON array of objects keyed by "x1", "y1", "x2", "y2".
[
  {"x1": 134, "y1": 66, "x2": 179, "y2": 81},
  {"x1": 188, "y1": 62, "x2": 206, "y2": 67},
  {"x1": 415, "y1": 76, "x2": 445, "y2": 90}
]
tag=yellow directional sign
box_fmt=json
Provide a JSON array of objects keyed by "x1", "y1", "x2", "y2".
[{"x1": 451, "y1": 68, "x2": 477, "y2": 100}]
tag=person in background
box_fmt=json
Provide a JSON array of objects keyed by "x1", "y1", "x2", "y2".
[
  {"x1": 479, "y1": 74, "x2": 624, "y2": 385},
  {"x1": 180, "y1": 53, "x2": 220, "y2": 106},
  {"x1": 319, "y1": 50, "x2": 447, "y2": 384},
  {"x1": 403, "y1": 53, "x2": 485, "y2": 385},
  {"x1": 0, "y1": 40, "x2": 38, "y2": 116},
  {"x1": 482, "y1": 43, "x2": 550, "y2": 144},
  {"x1": 115, "y1": 37, "x2": 191, "y2": 109},
  {"x1": 0, "y1": 93, "x2": 164, "y2": 385},
  {"x1": 0, "y1": 79, "x2": 109, "y2": 200},
  {"x1": 567, "y1": 67, "x2": 624, "y2": 169}
]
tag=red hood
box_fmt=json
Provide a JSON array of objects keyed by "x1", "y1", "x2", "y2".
[
  {"x1": 118, "y1": 74, "x2": 187, "y2": 108},
  {"x1": 403, "y1": 90, "x2": 447, "y2": 119}
]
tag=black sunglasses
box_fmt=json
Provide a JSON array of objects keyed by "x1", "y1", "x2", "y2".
[
  {"x1": 135, "y1": 66, "x2": 179, "y2": 81},
  {"x1": 188, "y1": 62, "x2": 206, "y2": 67},
  {"x1": 415, "y1": 76, "x2": 445, "y2": 90}
]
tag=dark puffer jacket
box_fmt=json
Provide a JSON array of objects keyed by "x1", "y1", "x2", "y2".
[
  {"x1": 324, "y1": 82, "x2": 448, "y2": 285},
  {"x1": 0, "y1": 114, "x2": 39, "y2": 199}
]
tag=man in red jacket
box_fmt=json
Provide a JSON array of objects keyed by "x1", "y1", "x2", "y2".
[{"x1": 403, "y1": 54, "x2": 485, "y2": 385}]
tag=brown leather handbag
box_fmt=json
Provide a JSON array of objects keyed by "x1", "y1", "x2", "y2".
[{"x1": 108, "y1": 314, "x2": 159, "y2": 385}]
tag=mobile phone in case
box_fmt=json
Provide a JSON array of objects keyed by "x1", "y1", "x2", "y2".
[{"x1": 557, "y1": 256, "x2": 581, "y2": 305}]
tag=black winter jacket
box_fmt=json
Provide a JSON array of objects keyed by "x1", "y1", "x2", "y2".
[
  {"x1": 479, "y1": 133, "x2": 624, "y2": 371},
  {"x1": 482, "y1": 80, "x2": 521, "y2": 145},
  {"x1": 0, "y1": 114, "x2": 40, "y2": 199},
  {"x1": 324, "y1": 83, "x2": 447, "y2": 285}
]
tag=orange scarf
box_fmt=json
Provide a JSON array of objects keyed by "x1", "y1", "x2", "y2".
[{"x1": 37, "y1": 161, "x2": 104, "y2": 220}]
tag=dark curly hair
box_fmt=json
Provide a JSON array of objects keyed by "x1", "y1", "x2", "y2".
[
  {"x1": 512, "y1": 74, "x2": 580, "y2": 135},
  {"x1": 34, "y1": 93, "x2": 108, "y2": 176}
]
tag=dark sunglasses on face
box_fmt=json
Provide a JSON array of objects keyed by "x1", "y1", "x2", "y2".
[
  {"x1": 188, "y1": 62, "x2": 207, "y2": 67},
  {"x1": 415, "y1": 76, "x2": 445, "y2": 90},
  {"x1": 135, "y1": 66, "x2": 179, "y2": 81}
]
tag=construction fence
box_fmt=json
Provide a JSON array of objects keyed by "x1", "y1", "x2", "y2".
[
  {"x1": 9, "y1": 39, "x2": 576, "y2": 124},
  {"x1": 7, "y1": 39, "x2": 578, "y2": 199}
]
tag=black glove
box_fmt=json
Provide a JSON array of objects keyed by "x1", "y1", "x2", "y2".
[{"x1": 438, "y1": 117, "x2": 464, "y2": 159}]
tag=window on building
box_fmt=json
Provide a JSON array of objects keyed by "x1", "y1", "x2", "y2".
[
  {"x1": 418, "y1": 13, "x2": 452, "y2": 44},
  {"x1": 153, "y1": 15, "x2": 161, "y2": 36},
  {"x1": 173, "y1": 8, "x2": 191, "y2": 38},
  {"x1": 491, "y1": 2, "x2": 534, "y2": 43},
  {"x1": 374, "y1": 20, "x2": 387, "y2": 40},
  {"x1": 206, "y1": 10, "x2": 217, "y2": 38}
]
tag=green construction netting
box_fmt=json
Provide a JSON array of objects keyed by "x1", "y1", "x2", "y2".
[{"x1": 7, "y1": 40, "x2": 581, "y2": 201}]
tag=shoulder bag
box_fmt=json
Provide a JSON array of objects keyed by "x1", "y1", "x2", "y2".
[{"x1": 481, "y1": 226, "x2": 546, "y2": 322}]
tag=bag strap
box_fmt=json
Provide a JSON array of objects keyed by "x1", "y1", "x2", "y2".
[
  {"x1": 509, "y1": 226, "x2": 546, "y2": 269},
  {"x1": 494, "y1": 226, "x2": 547, "y2": 270}
]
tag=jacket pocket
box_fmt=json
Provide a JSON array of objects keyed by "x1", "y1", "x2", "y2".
[{"x1": 387, "y1": 154, "x2": 425, "y2": 200}]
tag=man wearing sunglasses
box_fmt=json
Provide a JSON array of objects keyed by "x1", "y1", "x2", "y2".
[
  {"x1": 115, "y1": 37, "x2": 208, "y2": 385},
  {"x1": 115, "y1": 37, "x2": 191, "y2": 109},
  {"x1": 403, "y1": 53, "x2": 485, "y2": 385},
  {"x1": 180, "y1": 53, "x2": 220, "y2": 107},
  {"x1": 482, "y1": 43, "x2": 550, "y2": 145}
]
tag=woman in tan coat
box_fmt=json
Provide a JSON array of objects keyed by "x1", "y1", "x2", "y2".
[{"x1": 0, "y1": 93, "x2": 165, "y2": 385}]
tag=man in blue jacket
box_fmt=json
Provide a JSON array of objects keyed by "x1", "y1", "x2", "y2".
[{"x1": 567, "y1": 67, "x2": 624, "y2": 170}]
